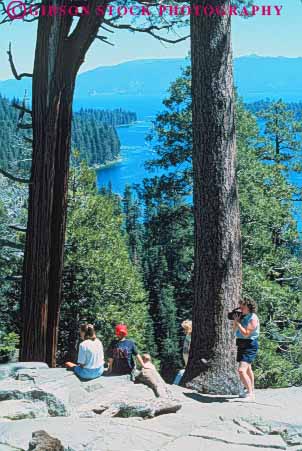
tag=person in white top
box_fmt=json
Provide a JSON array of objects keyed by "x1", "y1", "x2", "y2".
[{"x1": 65, "y1": 324, "x2": 104, "y2": 380}]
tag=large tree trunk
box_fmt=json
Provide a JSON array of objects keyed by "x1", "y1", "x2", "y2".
[
  {"x1": 20, "y1": 16, "x2": 75, "y2": 364},
  {"x1": 46, "y1": 83, "x2": 74, "y2": 367},
  {"x1": 183, "y1": 0, "x2": 242, "y2": 394},
  {"x1": 20, "y1": 1, "x2": 106, "y2": 365}
]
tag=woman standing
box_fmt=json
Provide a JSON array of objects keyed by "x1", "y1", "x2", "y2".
[
  {"x1": 233, "y1": 297, "x2": 260, "y2": 401},
  {"x1": 65, "y1": 324, "x2": 104, "y2": 380}
]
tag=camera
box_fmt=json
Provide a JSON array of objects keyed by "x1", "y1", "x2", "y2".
[{"x1": 227, "y1": 308, "x2": 244, "y2": 321}]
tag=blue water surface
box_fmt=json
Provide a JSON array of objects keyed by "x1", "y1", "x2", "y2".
[{"x1": 75, "y1": 95, "x2": 301, "y2": 232}]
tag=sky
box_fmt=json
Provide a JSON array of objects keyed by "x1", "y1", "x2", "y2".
[{"x1": 0, "y1": 1, "x2": 301, "y2": 80}]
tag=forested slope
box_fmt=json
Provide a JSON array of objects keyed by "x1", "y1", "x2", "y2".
[{"x1": 0, "y1": 95, "x2": 137, "y2": 168}]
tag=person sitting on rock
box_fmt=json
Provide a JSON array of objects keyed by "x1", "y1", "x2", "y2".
[
  {"x1": 135, "y1": 353, "x2": 170, "y2": 398},
  {"x1": 141, "y1": 353, "x2": 156, "y2": 370},
  {"x1": 65, "y1": 324, "x2": 104, "y2": 380},
  {"x1": 106, "y1": 324, "x2": 145, "y2": 376}
]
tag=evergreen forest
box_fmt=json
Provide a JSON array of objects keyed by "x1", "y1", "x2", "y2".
[
  {"x1": 1, "y1": 67, "x2": 302, "y2": 388},
  {"x1": 0, "y1": 95, "x2": 137, "y2": 169}
]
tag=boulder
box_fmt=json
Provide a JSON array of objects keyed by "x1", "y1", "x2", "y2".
[
  {"x1": 0, "y1": 378, "x2": 70, "y2": 416},
  {"x1": 27, "y1": 431, "x2": 64, "y2": 451},
  {"x1": 93, "y1": 399, "x2": 182, "y2": 419},
  {"x1": 135, "y1": 368, "x2": 171, "y2": 398},
  {"x1": 245, "y1": 418, "x2": 302, "y2": 447}
]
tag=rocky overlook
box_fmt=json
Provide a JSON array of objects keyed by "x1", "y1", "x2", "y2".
[{"x1": 0, "y1": 363, "x2": 301, "y2": 451}]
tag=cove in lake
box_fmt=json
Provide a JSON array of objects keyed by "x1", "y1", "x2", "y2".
[
  {"x1": 96, "y1": 120, "x2": 166, "y2": 194},
  {"x1": 85, "y1": 95, "x2": 301, "y2": 233}
]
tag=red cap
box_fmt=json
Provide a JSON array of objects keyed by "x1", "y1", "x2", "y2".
[{"x1": 115, "y1": 324, "x2": 128, "y2": 337}]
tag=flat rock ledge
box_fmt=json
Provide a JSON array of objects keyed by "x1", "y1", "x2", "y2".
[{"x1": 0, "y1": 362, "x2": 301, "y2": 450}]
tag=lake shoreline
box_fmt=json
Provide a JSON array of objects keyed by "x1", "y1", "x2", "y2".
[{"x1": 94, "y1": 157, "x2": 123, "y2": 170}]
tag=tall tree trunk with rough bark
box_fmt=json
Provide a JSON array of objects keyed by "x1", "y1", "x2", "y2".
[
  {"x1": 183, "y1": 0, "x2": 242, "y2": 394},
  {"x1": 20, "y1": 1, "x2": 107, "y2": 365}
]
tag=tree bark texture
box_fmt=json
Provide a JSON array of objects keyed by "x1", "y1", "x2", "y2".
[
  {"x1": 20, "y1": 0, "x2": 108, "y2": 366},
  {"x1": 183, "y1": 0, "x2": 242, "y2": 394}
]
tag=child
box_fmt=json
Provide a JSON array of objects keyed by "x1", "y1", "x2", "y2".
[
  {"x1": 141, "y1": 353, "x2": 156, "y2": 370},
  {"x1": 137, "y1": 353, "x2": 170, "y2": 398}
]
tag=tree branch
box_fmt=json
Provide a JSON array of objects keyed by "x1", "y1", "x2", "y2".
[
  {"x1": 95, "y1": 35, "x2": 114, "y2": 46},
  {"x1": 0, "y1": 168, "x2": 30, "y2": 184},
  {"x1": 67, "y1": 0, "x2": 107, "y2": 54},
  {"x1": 100, "y1": 24, "x2": 114, "y2": 33},
  {"x1": 0, "y1": 239, "x2": 24, "y2": 250},
  {"x1": 12, "y1": 102, "x2": 32, "y2": 116},
  {"x1": 23, "y1": 136, "x2": 33, "y2": 144},
  {"x1": 102, "y1": 20, "x2": 189, "y2": 44},
  {"x1": 103, "y1": 21, "x2": 171, "y2": 32},
  {"x1": 17, "y1": 123, "x2": 33, "y2": 130},
  {"x1": 275, "y1": 276, "x2": 302, "y2": 283},
  {"x1": 9, "y1": 225, "x2": 27, "y2": 233},
  {"x1": 1, "y1": 275, "x2": 23, "y2": 281},
  {"x1": 7, "y1": 43, "x2": 33, "y2": 80}
]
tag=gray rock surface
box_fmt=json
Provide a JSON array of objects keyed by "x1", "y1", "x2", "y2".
[
  {"x1": 0, "y1": 363, "x2": 48, "y2": 381},
  {"x1": 0, "y1": 445, "x2": 23, "y2": 451},
  {"x1": 0, "y1": 363, "x2": 301, "y2": 451},
  {"x1": 0, "y1": 400, "x2": 48, "y2": 420}
]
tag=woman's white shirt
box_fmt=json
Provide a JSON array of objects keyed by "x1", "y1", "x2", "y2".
[{"x1": 77, "y1": 338, "x2": 104, "y2": 369}]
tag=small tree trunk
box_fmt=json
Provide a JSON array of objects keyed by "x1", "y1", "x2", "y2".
[{"x1": 183, "y1": 0, "x2": 242, "y2": 394}]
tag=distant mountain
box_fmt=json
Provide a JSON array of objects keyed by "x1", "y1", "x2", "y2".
[
  {"x1": 0, "y1": 56, "x2": 301, "y2": 105},
  {"x1": 234, "y1": 55, "x2": 302, "y2": 101},
  {"x1": 75, "y1": 58, "x2": 186, "y2": 98}
]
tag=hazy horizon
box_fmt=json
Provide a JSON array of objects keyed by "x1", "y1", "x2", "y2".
[
  {"x1": 0, "y1": 1, "x2": 300, "y2": 79},
  {"x1": 1, "y1": 53, "x2": 302, "y2": 82}
]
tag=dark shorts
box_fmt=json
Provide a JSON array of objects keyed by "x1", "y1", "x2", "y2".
[{"x1": 236, "y1": 339, "x2": 258, "y2": 363}]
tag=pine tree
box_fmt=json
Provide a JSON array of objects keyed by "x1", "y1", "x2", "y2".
[
  {"x1": 59, "y1": 162, "x2": 151, "y2": 362},
  {"x1": 122, "y1": 185, "x2": 143, "y2": 266},
  {"x1": 257, "y1": 100, "x2": 302, "y2": 168}
]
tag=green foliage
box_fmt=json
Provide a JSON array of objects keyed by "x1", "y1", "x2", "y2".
[
  {"x1": 0, "y1": 95, "x2": 137, "y2": 170},
  {"x1": 1, "y1": 70, "x2": 302, "y2": 388},
  {"x1": 58, "y1": 162, "x2": 151, "y2": 362},
  {"x1": 255, "y1": 99, "x2": 302, "y2": 170},
  {"x1": 255, "y1": 336, "x2": 302, "y2": 388},
  {"x1": 122, "y1": 185, "x2": 143, "y2": 266},
  {"x1": 71, "y1": 111, "x2": 120, "y2": 167},
  {"x1": 0, "y1": 332, "x2": 19, "y2": 361},
  {"x1": 139, "y1": 65, "x2": 302, "y2": 386},
  {"x1": 0, "y1": 174, "x2": 26, "y2": 334},
  {"x1": 126, "y1": 65, "x2": 194, "y2": 377},
  {"x1": 76, "y1": 108, "x2": 137, "y2": 127}
]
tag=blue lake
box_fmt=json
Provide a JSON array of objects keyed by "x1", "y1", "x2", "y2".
[
  {"x1": 96, "y1": 120, "x2": 165, "y2": 194},
  {"x1": 75, "y1": 96, "x2": 301, "y2": 232}
]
